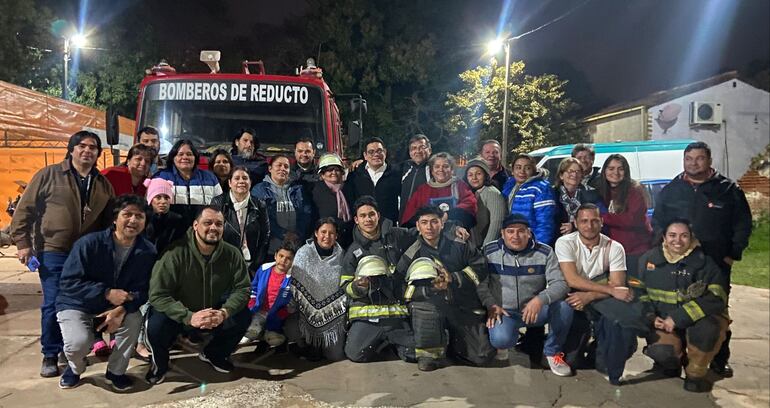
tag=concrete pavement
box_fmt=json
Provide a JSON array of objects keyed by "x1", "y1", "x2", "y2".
[{"x1": 0, "y1": 248, "x2": 767, "y2": 408}]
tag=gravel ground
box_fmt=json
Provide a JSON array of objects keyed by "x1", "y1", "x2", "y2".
[{"x1": 146, "y1": 381, "x2": 337, "y2": 408}]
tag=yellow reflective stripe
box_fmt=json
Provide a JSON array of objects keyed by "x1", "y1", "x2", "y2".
[
  {"x1": 404, "y1": 285, "x2": 415, "y2": 301},
  {"x1": 683, "y1": 301, "x2": 705, "y2": 321},
  {"x1": 627, "y1": 277, "x2": 645, "y2": 288},
  {"x1": 462, "y1": 267, "x2": 480, "y2": 286},
  {"x1": 646, "y1": 288, "x2": 682, "y2": 304},
  {"x1": 340, "y1": 275, "x2": 354, "y2": 286},
  {"x1": 348, "y1": 304, "x2": 409, "y2": 319},
  {"x1": 707, "y1": 284, "x2": 728, "y2": 304},
  {"x1": 415, "y1": 347, "x2": 444, "y2": 359},
  {"x1": 345, "y1": 283, "x2": 359, "y2": 297},
  {"x1": 638, "y1": 294, "x2": 651, "y2": 302}
]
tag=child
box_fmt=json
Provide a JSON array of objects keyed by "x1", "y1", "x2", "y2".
[{"x1": 240, "y1": 240, "x2": 297, "y2": 349}]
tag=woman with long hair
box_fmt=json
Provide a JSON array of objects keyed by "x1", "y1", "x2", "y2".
[
  {"x1": 252, "y1": 154, "x2": 312, "y2": 258},
  {"x1": 285, "y1": 218, "x2": 347, "y2": 361},
  {"x1": 209, "y1": 148, "x2": 234, "y2": 196},
  {"x1": 210, "y1": 166, "x2": 270, "y2": 276},
  {"x1": 153, "y1": 139, "x2": 222, "y2": 225},
  {"x1": 597, "y1": 154, "x2": 652, "y2": 278}
]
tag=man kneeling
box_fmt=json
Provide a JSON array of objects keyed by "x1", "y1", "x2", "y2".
[
  {"x1": 485, "y1": 213, "x2": 574, "y2": 376},
  {"x1": 145, "y1": 206, "x2": 251, "y2": 384},
  {"x1": 56, "y1": 195, "x2": 157, "y2": 390},
  {"x1": 630, "y1": 218, "x2": 730, "y2": 392}
]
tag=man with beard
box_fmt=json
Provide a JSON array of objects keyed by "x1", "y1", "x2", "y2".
[
  {"x1": 55, "y1": 195, "x2": 156, "y2": 390},
  {"x1": 555, "y1": 203, "x2": 637, "y2": 385},
  {"x1": 11, "y1": 130, "x2": 115, "y2": 377},
  {"x1": 290, "y1": 137, "x2": 319, "y2": 186},
  {"x1": 231, "y1": 128, "x2": 268, "y2": 184},
  {"x1": 341, "y1": 196, "x2": 419, "y2": 362},
  {"x1": 144, "y1": 206, "x2": 251, "y2": 384},
  {"x1": 652, "y1": 141, "x2": 751, "y2": 377}
]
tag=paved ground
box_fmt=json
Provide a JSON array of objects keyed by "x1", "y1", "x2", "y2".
[{"x1": 0, "y1": 248, "x2": 767, "y2": 408}]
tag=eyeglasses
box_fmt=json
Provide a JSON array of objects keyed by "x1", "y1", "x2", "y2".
[
  {"x1": 366, "y1": 148, "x2": 385, "y2": 156},
  {"x1": 565, "y1": 169, "x2": 582, "y2": 175},
  {"x1": 323, "y1": 167, "x2": 343, "y2": 173}
]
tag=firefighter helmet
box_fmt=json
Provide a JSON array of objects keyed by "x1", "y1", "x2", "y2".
[
  {"x1": 355, "y1": 255, "x2": 389, "y2": 278},
  {"x1": 406, "y1": 257, "x2": 439, "y2": 282},
  {"x1": 318, "y1": 153, "x2": 344, "y2": 173}
]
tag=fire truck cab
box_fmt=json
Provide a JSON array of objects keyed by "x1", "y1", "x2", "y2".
[{"x1": 133, "y1": 51, "x2": 351, "y2": 160}]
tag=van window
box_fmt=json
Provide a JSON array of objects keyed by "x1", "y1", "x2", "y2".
[{"x1": 540, "y1": 157, "x2": 564, "y2": 183}]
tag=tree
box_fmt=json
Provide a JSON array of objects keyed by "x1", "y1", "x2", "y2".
[
  {"x1": 444, "y1": 61, "x2": 584, "y2": 157},
  {"x1": 0, "y1": 0, "x2": 56, "y2": 89}
]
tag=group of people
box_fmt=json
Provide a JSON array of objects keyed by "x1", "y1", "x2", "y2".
[{"x1": 10, "y1": 127, "x2": 752, "y2": 394}]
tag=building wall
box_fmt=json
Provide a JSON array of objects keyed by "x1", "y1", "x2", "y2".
[
  {"x1": 650, "y1": 80, "x2": 770, "y2": 179},
  {"x1": 586, "y1": 109, "x2": 646, "y2": 142}
]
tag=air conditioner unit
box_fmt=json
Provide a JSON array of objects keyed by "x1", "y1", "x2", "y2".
[{"x1": 690, "y1": 101, "x2": 723, "y2": 125}]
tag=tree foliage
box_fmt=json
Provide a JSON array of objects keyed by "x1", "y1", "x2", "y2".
[{"x1": 445, "y1": 61, "x2": 585, "y2": 157}]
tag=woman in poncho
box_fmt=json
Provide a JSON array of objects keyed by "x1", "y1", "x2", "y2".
[{"x1": 285, "y1": 217, "x2": 347, "y2": 361}]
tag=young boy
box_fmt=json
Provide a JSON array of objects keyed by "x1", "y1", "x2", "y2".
[{"x1": 241, "y1": 240, "x2": 296, "y2": 349}]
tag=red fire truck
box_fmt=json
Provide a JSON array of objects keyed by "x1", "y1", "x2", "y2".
[{"x1": 126, "y1": 51, "x2": 363, "y2": 160}]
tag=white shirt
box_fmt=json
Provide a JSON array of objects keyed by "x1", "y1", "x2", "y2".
[
  {"x1": 366, "y1": 162, "x2": 387, "y2": 186},
  {"x1": 554, "y1": 231, "x2": 626, "y2": 280}
]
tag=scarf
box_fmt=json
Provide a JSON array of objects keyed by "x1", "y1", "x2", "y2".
[
  {"x1": 559, "y1": 185, "x2": 582, "y2": 221},
  {"x1": 289, "y1": 240, "x2": 347, "y2": 347},
  {"x1": 428, "y1": 176, "x2": 456, "y2": 188},
  {"x1": 230, "y1": 191, "x2": 251, "y2": 261},
  {"x1": 324, "y1": 180, "x2": 351, "y2": 222},
  {"x1": 662, "y1": 238, "x2": 701, "y2": 264}
]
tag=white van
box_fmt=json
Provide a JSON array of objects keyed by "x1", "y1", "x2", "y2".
[{"x1": 528, "y1": 139, "x2": 695, "y2": 183}]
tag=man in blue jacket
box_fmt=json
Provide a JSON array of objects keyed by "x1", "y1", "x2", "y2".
[{"x1": 55, "y1": 195, "x2": 157, "y2": 391}]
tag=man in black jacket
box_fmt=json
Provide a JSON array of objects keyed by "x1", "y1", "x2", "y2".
[
  {"x1": 56, "y1": 195, "x2": 156, "y2": 391},
  {"x1": 346, "y1": 137, "x2": 402, "y2": 224},
  {"x1": 399, "y1": 134, "x2": 432, "y2": 220},
  {"x1": 397, "y1": 206, "x2": 496, "y2": 371},
  {"x1": 652, "y1": 141, "x2": 752, "y2": 377},
  {"x1": 290, "y1": 137, "x2": 318, "y2": 187}
]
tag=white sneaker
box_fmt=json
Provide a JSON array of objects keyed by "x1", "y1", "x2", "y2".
[
  {"x1": 546, "y1": 353, "x2": 572, "y2": 377},
  {"x1": 239, "y1": 336, "x2": 253, "y2": 346}
]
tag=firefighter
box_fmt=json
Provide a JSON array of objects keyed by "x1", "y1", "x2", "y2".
[
  {"x1": 342, "y1": 255, "x2": 415, "y2": 362},
  {"x1": 629, "y1": 218, "x2": 729, "y2": 393},
  {"x1": 397, "y1": 205, "x2": 496, "y2": 371}
]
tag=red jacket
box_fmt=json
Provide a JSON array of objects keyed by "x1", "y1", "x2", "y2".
[
  {"x1": 601, "y1": 185, "x2": 652, "y2": 255},
  {"x1": 101, "y1": 166, "x2": 147, "y2": 197},
  {"x1": 401, "y1": 180, "x2": 477, "y2": 228}
]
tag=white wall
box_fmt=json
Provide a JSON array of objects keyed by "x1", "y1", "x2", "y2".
[
  {"x1": 587, "y1": 110, "x2": 645, "y2": 142},
  {"x1": 649, "y1": 80, "x2": 770, "y2": 179}
]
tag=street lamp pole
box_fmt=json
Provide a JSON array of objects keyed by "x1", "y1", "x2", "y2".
[
  {"x1": 63, "y1": 38, "x2": 70, "y2": 100},
  {"x1": 501, "y1": 39, "x2": 511, "y2": 167}
]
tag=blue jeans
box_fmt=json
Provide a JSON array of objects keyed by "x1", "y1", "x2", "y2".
[
  {"x1": 488, "y1": 300, "x2": 574, "y2": 356},
  {"x1": 38, "y1": 251, "x2": 69, "y2": 357}
]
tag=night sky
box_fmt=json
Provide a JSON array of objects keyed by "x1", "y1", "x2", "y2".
[{"x1": 55, "y1": 0, "x2": 770, "y2": 111}]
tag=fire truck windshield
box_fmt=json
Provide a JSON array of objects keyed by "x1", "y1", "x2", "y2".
[{"x1": 139, "y1": 80, "x2": 325, "y2": 155}]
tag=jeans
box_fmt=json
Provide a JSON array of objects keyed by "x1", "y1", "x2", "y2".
[
  {"x1": 488, "y1": 300, "x2": 574, "y2": 357},
  {"x1": 38, "y1": 251, "x2": 69, "y2": 357}
]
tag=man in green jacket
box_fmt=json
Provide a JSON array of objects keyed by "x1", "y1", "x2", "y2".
[{"x1": 145, "y1": 206, "x2": 251, "y2": 384}]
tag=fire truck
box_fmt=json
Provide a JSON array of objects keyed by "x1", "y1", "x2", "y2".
[{"x1": 116, "y1": 51, "x2": 365, "y2": 160}]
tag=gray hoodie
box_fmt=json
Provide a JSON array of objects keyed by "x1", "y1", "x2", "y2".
[{"x1": 265, "y1": 175, "x2": 296, "y2": 251}]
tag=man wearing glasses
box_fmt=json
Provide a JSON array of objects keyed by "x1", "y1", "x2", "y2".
[{"x1": 347, "y1": 137, "x2": 402, "y2": 224}]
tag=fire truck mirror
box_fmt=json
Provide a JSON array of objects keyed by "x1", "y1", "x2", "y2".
[
  {"x1": 106, "y1": 107, "x2": 120, "y2": 146},
  {"x1": 350, "y1": 98, "x2": 367, "y2": 114},
  {"x1": 348, "y1": 120, "x2": 362, "y2": 150}
]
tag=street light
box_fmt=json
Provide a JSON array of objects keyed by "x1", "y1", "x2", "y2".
[
  {"x1": 486, "y1": 37, "x2": 513, "y2": 166},
  {"x1": 63, "y1": 34, "x2": 87, "y2": 100}
]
